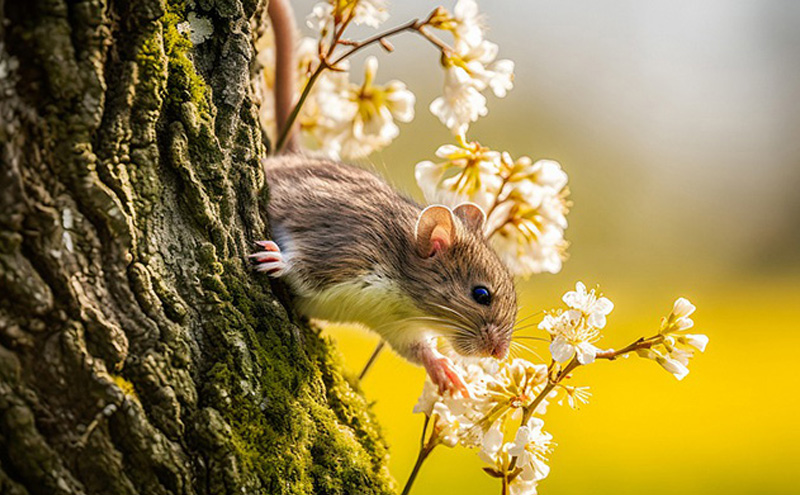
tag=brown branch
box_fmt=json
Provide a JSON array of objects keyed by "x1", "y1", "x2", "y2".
[{"x1": 268, "y1": 0, "x2": 300, "y2": 152}]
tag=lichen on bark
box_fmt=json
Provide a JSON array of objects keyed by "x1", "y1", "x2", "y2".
[{"x1": 0, "y1": 0, "x2": 394, "y2": 493}]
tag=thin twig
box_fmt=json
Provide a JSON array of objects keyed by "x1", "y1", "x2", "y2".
[
  {"x1": 595, "y1": 335, "x2": 662, "y2": 360},
  {"x1": 330, "y1": 18, "x2": 423, "y2": 66},
  {"x1": 358, "y1": 340, "x2": 386, "y2": 381},
  {"x1": 401, "y1": 438, "x2": 438, "y2": 495}
]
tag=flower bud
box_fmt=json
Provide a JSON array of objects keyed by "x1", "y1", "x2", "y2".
[{"x1": 672, "y1": 297, "x2": 696, "y2": 318}]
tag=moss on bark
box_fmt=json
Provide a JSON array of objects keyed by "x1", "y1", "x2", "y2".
[{"x1": 0, "y1": 0, "x2": 394, "y2": 493}]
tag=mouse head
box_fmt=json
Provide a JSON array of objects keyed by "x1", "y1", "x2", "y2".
[{"x1": 405, "y1": 203, "x2": 517, "y2": 360}]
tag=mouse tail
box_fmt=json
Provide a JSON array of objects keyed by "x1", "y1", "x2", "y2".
[{"x1": 267, "y1": 0, "x2": 299, "y2": 153}]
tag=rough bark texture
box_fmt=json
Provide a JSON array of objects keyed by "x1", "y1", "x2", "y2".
[{"x1": 0, "y1": 0, "x2": 393, "y2": 493}]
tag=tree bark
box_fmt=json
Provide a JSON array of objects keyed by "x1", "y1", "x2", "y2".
[{"x1": 0, "y1": 0, "x2": 393, "y2": 494}]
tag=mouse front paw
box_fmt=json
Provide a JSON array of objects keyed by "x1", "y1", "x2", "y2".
[
  {"x1": 249, "y1": 240, "x2": 287, "y2": 277},
  {"x1": 423, "y1": 353, "x2": 470, "y2": 398}
]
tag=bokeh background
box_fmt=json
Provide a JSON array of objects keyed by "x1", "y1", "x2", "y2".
[{"x1": 293, "y1": 1, "x2": 800, "y2": 493}]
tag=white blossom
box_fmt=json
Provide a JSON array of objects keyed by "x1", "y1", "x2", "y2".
[
  {"x1": 557, "y1": 385, "x2": 592, "y2": 409},
  {"x1": 451, "y1": 0, "x2": 485, "y2": 46},
  {"x1": 540, "y1": 283, "x2": 613, "y2": 365},
  {"x1": 432, "y1": 401, "x2": 473, "y2": 447},
  {"x1": 478, "y1": 422, "x2": 504, "y2": 463},
  {"x1": 415, "y1": 134, "x2": 502, "y2": 208},
  {"x1": 307, "y1": 0, "x2": 389, "y2": 31},
  {"x1": 507, "y1": 417, "x2": 552, "y2": 482},
  {"x1": 490, "y1": 219, "x2": 567, "y2": 276},
  {"x1": 550, "y1": 311, "x2": 599, "y2": 364},
  {"x1": 562, "y1": 282, "x2": 614, "y2": 329},
  {"x1": 487, "y1": 58, "x2": 515, "y2": 98},
  {"x1": 427, "y1": 0, "x2": 514, "y2": 135},
  {"x1": 351, "y1": 0, "x2": 390, "y2": 27},
  {"x1": 257, "y1": 40, "x2": 413, "y2": 158},
  {"x1": 306, "y1": 2, "x2": 334, "y2": 31},
  {"x1": 637, "y1": 348, "x2": 690, "y2": 381},
  {"x1": 415, "y1": 141, "x2": 571, "y2": 277},
  {"x1": 484, "y1": 154, "x2": 570, "y2": 277},
  {"x1": 455, "y1": 39, "x2": 514, "y2": 98},
  {"x1": 672, "y1": 297, "x2": 696, "y2": 318},
  {"x1": 315, "y1": 56, "x2": 414, "y2": 158},
  {"x1": 429, "y1": 66, "x2": 488, "y2": 135},
  {"x1": 414, "y1": 355, "x2": 550, "y2": 452},
  {"x1": 413, "y1": 379, "x2": 439, "y2": 416},
  {"x1": 430, "y1": 40, "x2": 514, "y2": 133},
  {"x1": 255, "y1": 35, "x2": 328, "y2": 142},
  {"x1": 678, "y1": 333, "x2": 709, "y2": 352},
  {"x1": 662, "y1": 297, "x2": 696, "y2": 333},
  {"x1": 509, "y1": 477, "x2": 540, "y2": 495}
]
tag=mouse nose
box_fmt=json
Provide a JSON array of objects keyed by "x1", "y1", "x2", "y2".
[
  {"x1": 480, "y1": 324, "x2": 510, "y2": 359},
  {"x1": 490, "y1": 339, "x2": 509, "y2": 359}
]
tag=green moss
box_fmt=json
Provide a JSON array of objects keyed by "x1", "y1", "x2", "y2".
[
  {"x1": 135, "y1": 26, "x2": 166, "y2": 105},
  {"x1": 194, "y1": 259, "x2": 394, "y2": 494},
  {"x1": 162, "y1": 2, "x2": 211, "y2": 115},
  {"x1": 111, "y1": 374, "x2": 140, "y2": 402}
]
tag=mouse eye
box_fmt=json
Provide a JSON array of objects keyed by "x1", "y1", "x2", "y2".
[{"x1": 471, "y1": 286, "x2": 492, "y2": 306}]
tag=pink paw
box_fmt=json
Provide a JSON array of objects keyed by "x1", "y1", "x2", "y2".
[
  {"x1": 249, "y1": 240, "x2": 287, "y2": 277},
  {"x1": 424, "y1": 355, "x2": 470, "y2": 398}
]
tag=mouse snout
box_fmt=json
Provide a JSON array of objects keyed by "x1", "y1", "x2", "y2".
[
  {"x1": 482, "y1": 324, "x2": 510, "y2": 360},
  {"x1": 490, "y1": 339, "x2": 509, "y2": 359}
]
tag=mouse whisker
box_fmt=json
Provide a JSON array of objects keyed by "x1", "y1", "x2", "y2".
[
  {"x1": 401, "y1": 316, "x2": 470, "y2": 332},
  {"x1": 514, "y1": 312, "x2": 542, "y2": 325},
  {"x1": 510, "y1": 341, "x2": 544, "y2": 362},
  {"x1": 392, "y1": 316, "x2": 473, "y2": 338},
  {"x1": 431, "y1": 303, "x2": 480, "y2": 333},
  {"x1": 512, "y1": 335, "x2": 550, "y2": 343},
  {"x1": 512, "y1": 323, "x2": 542, "y2": 333}
]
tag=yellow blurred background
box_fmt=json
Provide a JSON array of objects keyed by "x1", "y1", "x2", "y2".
[{"x1": 293, "y1": 1, "x2": 800, "y2": 493}]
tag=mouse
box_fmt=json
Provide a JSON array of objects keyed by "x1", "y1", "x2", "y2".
[{"x1": 252, "y1": 0, "x2": 517, "y2": 395}]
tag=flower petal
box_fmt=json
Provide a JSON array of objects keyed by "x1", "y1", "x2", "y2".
[{"x1": 550, "y1": 336, "x2": 574, "y2": 363}]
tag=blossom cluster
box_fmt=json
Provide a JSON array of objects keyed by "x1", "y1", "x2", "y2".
[
  {"x1": 425, "y1": 0, "x2": 514, "y2": 134},
  {"x1": 637, "y1": 297, "x2": 708, "y2": 380},
  {"x1": 415, "y1": 135, "x2": 570, "y2": 276},
  {"x1": 307, "y1": 0, "x2": 390, "y2": 31},
  {"x1": 255, "y1": 31, "x2": 414, "y2": 159},
  {"x1": 414, "y1": 357, "x2": 555, "y2": 495},
  {"x1": 413, "y1": 284, "x2": 708, "y2": 494},
  {"x1": 539, "y1": 282, "x2": 613, "y2": 365}
]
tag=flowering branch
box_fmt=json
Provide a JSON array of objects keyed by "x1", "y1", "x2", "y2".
[
  {"x1": 410, "y1": 285, "x2": 706, "y2": 495},
  {"x1": 274, "y1": 12, "x2": 453, "y2": 154}
]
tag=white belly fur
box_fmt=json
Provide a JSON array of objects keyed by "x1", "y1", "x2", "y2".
[{"x1": 294, "y1": 272, "x2": 432, "y2": 361}]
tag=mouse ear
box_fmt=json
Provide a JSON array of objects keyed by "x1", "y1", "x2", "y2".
[
  {"x1": 453, "y1": 202, "x2": 487, "y2": 235},
  {"x1": 415, "y1": 205, "x2": 456, "y2": 257}
]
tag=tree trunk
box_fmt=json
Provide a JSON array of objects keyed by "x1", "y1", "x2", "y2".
[{"x1": 0, "y1": 1, "x2": 393, "y2": 494}]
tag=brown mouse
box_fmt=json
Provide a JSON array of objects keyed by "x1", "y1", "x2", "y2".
[{"x1": 253, "y1": 0, "x2": 517, "y2": 394}]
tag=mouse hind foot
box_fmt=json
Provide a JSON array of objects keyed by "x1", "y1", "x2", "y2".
[{"x1": 249, "y1": 240, "x2": 287, "y2": 276}]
